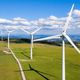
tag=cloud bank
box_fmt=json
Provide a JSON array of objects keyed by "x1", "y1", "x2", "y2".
[{"x1": 0, "y1": 9, "x2": 80, "y2": 35}]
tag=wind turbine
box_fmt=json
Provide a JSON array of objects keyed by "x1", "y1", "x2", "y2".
[
  {"x1": 21, "y1": 27, "x2": 42, "y2": 60},
  {"x1": 0, "y1": 31, "x2": 3, "y2": 41},
  {"x1": 0, "y1": 26, "x2": 5, "y2": 42},
  {"x1": 4, "y1": 26, "x2": 26, "y2": 80},
  {"x1": 5, "y1": 26, "x2": 16, "y2": 49},
  {"x1": 3, "y1": 26, "x2": 17, "y2": 54},
  {"x1": 34, "y1": 4, "x2": 80, "y2": 80}
]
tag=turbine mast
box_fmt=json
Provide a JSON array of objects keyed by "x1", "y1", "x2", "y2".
[
  {"x1": 30, "y1": 34, "x2": 33, "y2": 60},
  {"x1": 62, "y1": 37, "x2": 65, "y2": 80}
]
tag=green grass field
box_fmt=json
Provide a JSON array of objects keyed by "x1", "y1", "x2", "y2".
[{"x1": 0, "y1": 41, "x2": 80, "y2": 80}]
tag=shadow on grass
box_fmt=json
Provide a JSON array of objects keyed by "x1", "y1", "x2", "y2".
[
  {"x1": 12, "y1": 48, "x2": 30, "y2": 59},
  {"x1": 27, "y1": 64, "x2": 50, "y2": 80},
  {"x1": 15, "y1": 64, "x2": 57, "y2": 80},
  {"x1": 20, "y1": 52, "x2": 30, "y2": 59}
]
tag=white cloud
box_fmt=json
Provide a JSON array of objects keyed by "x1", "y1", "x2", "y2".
[
  {"x1": 59, "y1": 17, "x2": 66, "y2": 21},
  {"x1": 0, "y1": 18, "x2": 12, "y2": 24},
  {"x1": 48, "y1": 16, "x2": 58, "y2": 20},
  {"x1": 13, "y1": 17, "x2": 30, "y2": 25},
  {"x1": 0, "y1": 14, "x2": 79, "y2": 34},
  {"x1": 51, "y1": 25, "x2": 60, "y2": 28},
  {"x1": 0, "y1": 17, "x2": 30, "y2": 25},
  {"x1": 78, "y1": 25, "x2": 80, "y2": 28},
  {"x1": 13, "y1": 17, "x2": 26, "y2": 21},
  {"x1": 30, "y1": 20, "x2": 38, "y2": 25},
  {"x1": 73, "y1": 9, "x2": 80, "y2": 16},
  {"x1": 30, "y1": 16, "x2": 64, "y2": 27}
]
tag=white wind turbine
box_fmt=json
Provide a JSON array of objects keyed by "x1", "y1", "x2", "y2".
[
  {"x1": 34, "y1": 4, "x2": 80, "y2": 80},
  {"x1": 0, "y1": 31, "x2": 3, "y2": 41},
  {"x1": 0, "y1": 26, "x2": 5, "y2": 42},
  {"x1": 5, "y1": 26, "x2": 17, "y2": 49},
  {"x1": 21, "y1": 27, "x2": 42, "y2": 60},
  {"x1": 4, "y1": 25, "x2": 26, "y2": 80}
]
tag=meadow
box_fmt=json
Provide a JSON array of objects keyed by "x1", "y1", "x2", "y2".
[{"x1": 0, "y1": 41, "x2": 80, "y2": 80}]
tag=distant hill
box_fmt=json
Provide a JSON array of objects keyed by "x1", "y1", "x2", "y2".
[{"x1": 0, "y1": 34, "x2": 80, "y2": 42}]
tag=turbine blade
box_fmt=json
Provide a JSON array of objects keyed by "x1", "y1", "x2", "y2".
[
  {"x1": 21, "y1": 28, "x2": 30, "y2": 34},
  {"x1": 33, "y1": 35, "x2": 61, "y2": 42},
  {"x1": 64, "y1": 4, "x2": 74, "y2": 33},
  {"x1": 63, "y1": 33, "x2": 80, "y2": 54},
  {"x1": 31, "y1": 27, "x2": 42, "y2": 34}
]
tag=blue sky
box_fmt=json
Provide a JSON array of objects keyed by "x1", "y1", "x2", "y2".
[
  {"x1": 0, "y1": 0, "x2": 80, "y2": 20},
  {"x1": 0, "y1": 0, "x2": 80, "y2": 36}
]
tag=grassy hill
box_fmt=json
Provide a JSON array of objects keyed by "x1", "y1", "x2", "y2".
[{"x1": 0, "y1": 41, "x2": 80, "y2": 80}]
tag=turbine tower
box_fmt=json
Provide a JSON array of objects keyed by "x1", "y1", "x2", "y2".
[
  {"x1": 5, "y1": 26, "x2": 26, "y2": 80},
  {"x1": 5, "y1": 26, "x2": 16, "y2": 49},
  {"x1": 21, "y1": 27, "x2": 42, "y2": 60},
  {"x1": 0, "y1": 31, "x2": 4, "y2": 41},
  {"x1": 34, "y1": 4, "x2": 80, "y2": 80}
]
